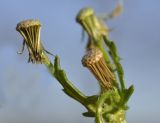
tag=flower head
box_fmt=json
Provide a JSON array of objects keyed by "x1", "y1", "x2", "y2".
[
  {"x1": 16, "y1": 19, "x2": 45, "y2": 63},
  {"x1": 82, "y1": 48, "x2": 115, "y2": 90},
  {"x1": 76, "y1": 7, "x2": 109, "y2": 41}
]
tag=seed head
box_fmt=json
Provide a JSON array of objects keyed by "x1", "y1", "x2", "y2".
[
  {"x1": 76, "y1": 7, "x2": 109, "y2": 41},
  {"x1": 16, "y1": 19, "x2": 44, "y2": 63},
  {"x1": 76, "y1": 7, "x2": 94, "y2": 23},
  {"x1": 82, "y1": 48, "x2": 115, "y2": 90}
]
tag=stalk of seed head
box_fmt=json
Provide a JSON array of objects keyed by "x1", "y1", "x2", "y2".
[
  {"x1": 82, "y1": 48, "x2": 115, "y2": 90},
  {"x1": 16, "y1": 19, "x2": 45, "y2": 64}
]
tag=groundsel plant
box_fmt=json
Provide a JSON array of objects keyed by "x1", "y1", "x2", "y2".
[{"x1": 16, "y1": 1, "x2": 134, "y2": 123}]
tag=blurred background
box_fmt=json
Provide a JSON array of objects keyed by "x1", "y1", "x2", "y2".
[{"x1": 0, "y1": 0, "x2": 160, "y2": 123}]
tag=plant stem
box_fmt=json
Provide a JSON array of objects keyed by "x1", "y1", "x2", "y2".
[
  {"x1": 103, "y1": 37, "x2": 126, "y2": 91},
  {"x1": 43, "y1": 54, "x2": 87, "y2": 105}
]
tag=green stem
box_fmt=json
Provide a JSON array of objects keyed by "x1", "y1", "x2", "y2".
[
  {"x1": 95, "y1": 92, "x2": 110, "y2": 123},
  {"x1": 97, "y1": 43, "x2": 110, "y2": 64},
  {"x1": 43, "y1": 53, "x2": 87, "y2": 105},
  {"x1": 103, "y1": 37, "x2": 126, "y2": 91}
]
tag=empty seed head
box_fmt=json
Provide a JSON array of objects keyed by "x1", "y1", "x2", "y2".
[
  {"x1": 16, "y1": 19, "x2": 45, "y2": 64},
  {"x1": 16, "y1": 19, "x2": 41, "y2": 30},
  {"x1": 82, "y1": 48, "x2": 115, "y2": 90}
]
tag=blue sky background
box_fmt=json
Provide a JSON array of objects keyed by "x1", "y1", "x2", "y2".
[{"x1": 0, "y1": 0, "x2": 160, "y2": 123}]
